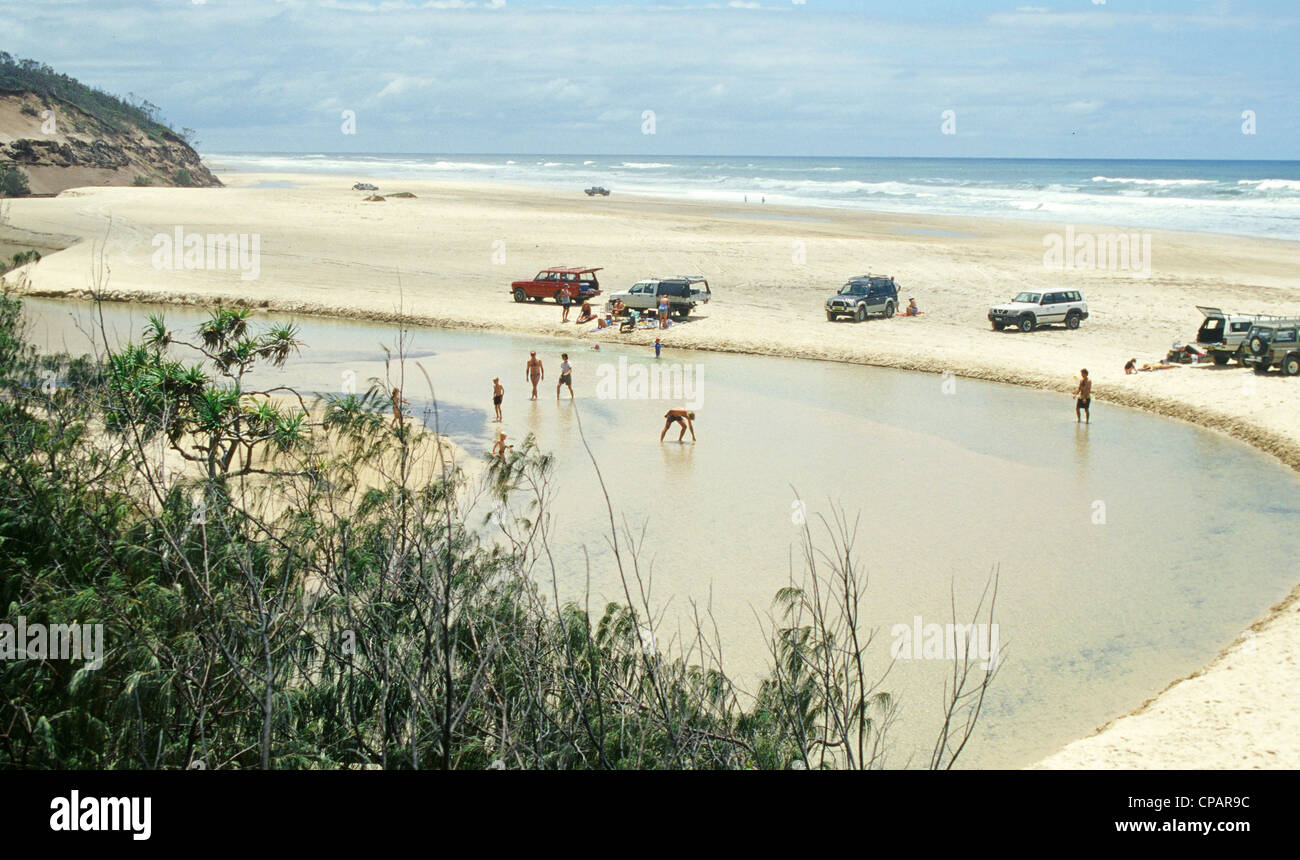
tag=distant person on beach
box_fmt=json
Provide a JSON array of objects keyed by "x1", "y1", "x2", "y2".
[
  {"x1": 560, "y1": 289, "x2": 572, "y2": 322},
  {"x1": 526, "y1": 351, "x2": 544, "y2": 400},
  {"x1": 492, "y1": 377, "x2": 504, "y2": 422},
  {"x1": 904, "y1": 297, "x2": 919, "y2": 316},
  {"x1": 491, "y1": 432, "x2": 511, "y2": 458},
  {"x1": 658, "y1": 296, "x2": 669, "y2": 328},
  {"x1": 1074, "y1": 369, "x2": 1092, "y2": 424},
  {"x1": 654, "y1": 337, "x2": 662, "y2": 358},
  {"x1": 576, "y1": 301, "x2": 594, "y2": 324},
  {"x1": 1124, "y1": 358, "x2": 1137, "y2": 374},
  {"x1": 660, "y1": 409, "x2": 697, "y2": 443},
  {"x1": 557, "y1": 353, "x2": 574, "y2": 401},
  {"x1": 390, "y1": 386, "x2": 407, "y2": 427}
]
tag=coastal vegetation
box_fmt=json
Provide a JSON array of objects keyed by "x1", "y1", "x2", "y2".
[
  {"x1": 0, "y1": 285, "x2": 996, "y2": 769},
  {"x1": 0, "y1": 53, "x2": 182, "y2": 142}
]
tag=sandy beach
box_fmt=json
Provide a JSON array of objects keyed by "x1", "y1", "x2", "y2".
[{"x1": 3, "y1": 172, "x2": 1299, "y2": 768}]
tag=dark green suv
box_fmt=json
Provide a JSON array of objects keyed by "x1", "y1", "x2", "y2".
[{"x1": 1241, "y1": 320, "x2": 1300, "y2": 375}]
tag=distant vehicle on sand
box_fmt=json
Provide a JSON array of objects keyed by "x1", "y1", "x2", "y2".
[
  {"x1": 825, "y1": 274, "x2": 898, "y2": 322},
  {"x1": 584, "y1": 186, "x2": 610, "y2": 196},
  {"x1": 352, "y1": 182, "x2": 378, "y2": 191}
]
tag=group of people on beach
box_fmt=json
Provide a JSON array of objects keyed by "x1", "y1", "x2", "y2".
[{"x1": 488, "y1": 344, "x2": 697, "y2": 457}]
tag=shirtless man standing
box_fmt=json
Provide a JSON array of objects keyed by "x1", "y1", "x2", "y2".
[
  {"x1": 492, "y1": 377, "x2": 504, "y2": 422},
  {"x1": 1074, "y1": 368, "x2": 1092, "y2": 424},
  {"x1": 525, "y1": 351, "x2": 544, "y2": 400}
]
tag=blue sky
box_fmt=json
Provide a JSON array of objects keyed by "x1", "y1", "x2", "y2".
[{"x1": 4, "y1": 0, "x2": 1297, "y2": 158}]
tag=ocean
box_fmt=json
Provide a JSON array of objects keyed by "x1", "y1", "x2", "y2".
[{"x1": 205, "y1": 153, "x2": 1300, "y2": 242}]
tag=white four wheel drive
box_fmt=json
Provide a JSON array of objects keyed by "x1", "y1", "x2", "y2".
[
  {"x1": 988, "y1": 290, "x2": 1088, "y2": 332},
  {"x1": 1194, "y1": 306, "x2": 1288, "y2": 365}
]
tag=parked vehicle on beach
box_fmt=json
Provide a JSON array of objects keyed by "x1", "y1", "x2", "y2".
[
  {"x1": 1194, "y1": 306, "x2": 1285, "y2": 365},
  {"x1": 607, "y1": 276, "x2": 710, "y2": 319},
  {"x1": 824, "y1": 274, "x2": 898, "y2": 322},
  {"x1": 352, "y1": 182, "x2": 378, "y2": 191},
  {"x1": 989, "y1": 290, "x2": 1088, "y2": 332},
  {"x1": 584, "y1": 186, "x2": 610, "y2": 196},
  {"x1": 511, "y1": 267, "x2": 603, "y2": 303},
  {"x1": 1240, "y1": 319, "x2": 1300, "y2": 375}
]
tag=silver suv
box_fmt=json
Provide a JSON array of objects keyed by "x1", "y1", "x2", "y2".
[
  {"x1": 1241, "y1": 319, "x2": 1300, "y2": 376},
  {"x1": 607, "y1": 276, "x2": 710, "y2": 319},
  {"x1": 989, "y1": 289, "x2": 1088, "y2": 332},
  {"x1": 1195, "y1": 306, "x2": 1287, "y2": 365}
]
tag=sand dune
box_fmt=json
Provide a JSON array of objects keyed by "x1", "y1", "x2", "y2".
[{"x1": 3, "y1": 172, "x2": 1299, "y2": 768}]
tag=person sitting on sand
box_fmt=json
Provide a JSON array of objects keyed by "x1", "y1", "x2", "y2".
[
  {"x1": 660, "y1": 409, "x2": 697, "y2": 443},
  {"x1": 610, "y1": 298, "x2": 626, "y2": 317},
  {"x1": 576, "y1": 302, "x2": 594, "y2": 324},
  {"x1": 492, "y1": 377, "x2": 504, "y2": 422},
  {"x1": 491, "y1": 432, "x2": 512, "y2": 458},
  {"x1": 1124, "y1": 358, "x2": 1137, "y2": 374},
  {"x1": 904, "y1": 297, "x2": 919, "y2": 316}
]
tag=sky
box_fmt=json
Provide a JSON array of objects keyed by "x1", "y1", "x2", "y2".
[{"x1": 3, "y1": 0, "x2": 1297, "y2": 159}]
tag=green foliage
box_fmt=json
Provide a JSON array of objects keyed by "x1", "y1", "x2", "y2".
[
  {"x1": 0, "y1": 164, "x2": 30, "y2": 198},
  {"x1": 0, "y1": 52, "x2": 178, "y2": 139},
  {"x1": 131, "y1": 175, "x2": 152, "y2": 187},
  {"x1": 172, "y1": 168, "x2": 194, "y2": 187},
  {"x1": 0, "y1": 295, "x2": 994, "y2": 769}
]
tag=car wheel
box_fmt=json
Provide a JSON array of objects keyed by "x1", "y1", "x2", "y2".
[
  {"x1": 1019, "y1": 315, "x2": 1035, "y2": 333},
  {"x1": 827, "y1": 311, "x2": 837, "y2": 322},
  {"x1": 884, "y1": 301, "x2": 895, "y2": 318},
  {"x1": 1285, "y1": 354, "x2": 1300, "y2": 376},
  {"x1": 991, "y1": 321, "x2": 1005, "y2": 331},
  {"x1": 1212, "y1": 352, "x2": 1231, "y2": 366},
  {"x1": 512, "y1": 288, "x2": 526, "y2": 303},
  {"x1": 1250, "y1": 336, "x2": 1267, "y2": 355},
  {"x1": 855, "y1": 305, "x2": 866, "y2": 322},
  {"x1": 1065, "y1": 311, "x2": 1081, "y2": 330},
  {"x1": 675, "y1": 308, "x2": 690, "y2": 320}
]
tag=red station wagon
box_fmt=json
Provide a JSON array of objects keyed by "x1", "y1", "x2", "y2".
[{"x1": 510, "y1": 267, "x2": 603, "y2": 303}]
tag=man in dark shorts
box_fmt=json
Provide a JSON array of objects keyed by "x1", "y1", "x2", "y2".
[
  {"x1": 557, "y1": 353, "x2": 574, "y2": 401},
  {"x1": 660, "y1": 409, "x2": 696, "y2": 442},
  {"x1": 492, "y1": 377, "x2": 504, "y2": 422},
  {"x1": 1074, "y1": 368, "x2": 1092, "y2": 424}
]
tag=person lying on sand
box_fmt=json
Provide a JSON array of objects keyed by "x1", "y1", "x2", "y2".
[
  {"x1": 576, "y1": 302, "x2": 594, "y2": 324},
  {"x1": 660, "y1": 409, "x2": 697, "y2": 443}
]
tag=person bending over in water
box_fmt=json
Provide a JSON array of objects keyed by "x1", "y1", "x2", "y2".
[
  {"x1": 525, "y1": 351, "x2": 544, "y2": 400},
  {"x1": 1074, "y1": 368, "x2": 1092, "y2": 424},
  {"x1": 492, "y1": 377, "x2": 504, "y2": 422},
  {"x1": 660, "y1": 409, "x2": 696, "y2": 442},
  {"x1": 557, "y1": 353, "x2": 574, "y2": 401}
]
